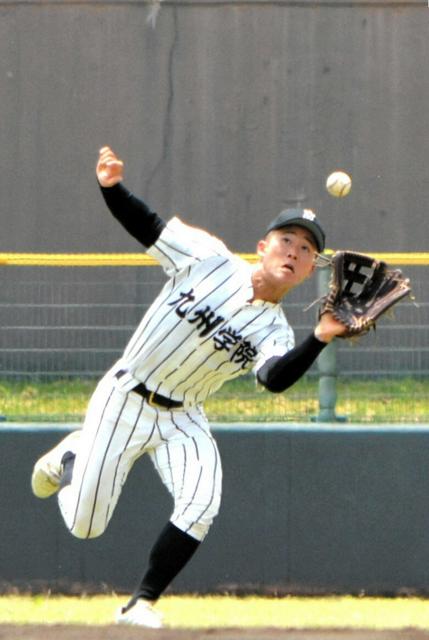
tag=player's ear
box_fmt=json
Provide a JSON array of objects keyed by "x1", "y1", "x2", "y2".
[
  {"x1": 306, "y1": 260, "x2": 317, "y2": 279},
  {"x1": 256, "y1": 238, "x2": 268, "y2": 258}
]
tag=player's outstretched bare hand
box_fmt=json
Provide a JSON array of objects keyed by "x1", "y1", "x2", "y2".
[{"x1": 96, "y1": 146, "x2": 124, "y2": 187}]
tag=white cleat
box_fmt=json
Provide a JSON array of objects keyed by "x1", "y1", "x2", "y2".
[
  {"x1": 31, "y1": 431, "x2": 80, "y2": 499},
  {"x1": 116, "y1": 600, "x2": 164, "y2": 628}
]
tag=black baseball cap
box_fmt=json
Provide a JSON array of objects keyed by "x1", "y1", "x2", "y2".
[{"x1": 266, "y1": 208, "x2": 325, "y2": 253}]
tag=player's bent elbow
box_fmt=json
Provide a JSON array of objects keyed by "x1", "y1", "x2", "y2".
[
  {"x1": 256, "y1": 356, "x2": 288, "y2": 393},
  {"x1": 265, "y1": 380, "x2": 286, "y2": 393},
  {"x1": 256, "y1": 373, "x2": 285, "y2": 393}
]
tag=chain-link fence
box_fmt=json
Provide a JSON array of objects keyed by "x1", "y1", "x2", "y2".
[{"x1": 0, "y1": 253, "x2": 427, "y2": 423}]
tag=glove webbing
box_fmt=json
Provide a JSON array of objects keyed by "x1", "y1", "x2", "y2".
[{"x1": 343, "y1": 258, "x2": 376, "y2": 294}]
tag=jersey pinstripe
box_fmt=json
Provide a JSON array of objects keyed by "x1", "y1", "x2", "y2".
[{"x1": 112, "y1": 217, "x2": 295, "y2": 408}]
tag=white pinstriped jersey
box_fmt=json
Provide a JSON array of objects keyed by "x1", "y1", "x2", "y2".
[{"x1": 112, "y1": 217, "x2": 295, "y2": 408}]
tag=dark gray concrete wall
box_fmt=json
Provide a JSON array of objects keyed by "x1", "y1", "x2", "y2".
[
  {"x1": 1, "y1": 1, "x2": 429, "y2": 254},
  {"x1": 2, "y1": 424, "x2": 429, "y2": 595}
]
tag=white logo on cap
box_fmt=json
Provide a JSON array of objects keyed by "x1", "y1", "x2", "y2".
[{"x1": 303, "y1": 209, "x2": 316, "y2": 221}]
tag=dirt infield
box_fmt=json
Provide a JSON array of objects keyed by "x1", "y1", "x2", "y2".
[{"x1": 1, "y1": 627, "x2": 429, "y2": 640}]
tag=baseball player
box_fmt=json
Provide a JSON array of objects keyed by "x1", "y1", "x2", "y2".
[{"x1": 31, "y1": 146, "x2": 346, "y2": 628}]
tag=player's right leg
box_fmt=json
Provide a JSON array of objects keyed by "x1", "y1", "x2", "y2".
[
  {"x1": 31, "y1": 375, "x2": 147, "y2": 539},
  {"x1": 60, "y1": 376, "x2": 150, "y2": 539}
]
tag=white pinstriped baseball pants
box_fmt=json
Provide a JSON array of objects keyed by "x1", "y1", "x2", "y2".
[{"x1": 57, "y1": 374, "x2": 222, "y2": 541}]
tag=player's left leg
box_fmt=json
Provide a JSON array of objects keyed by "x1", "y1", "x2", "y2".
[{"x1": 117, "y1": 407, "x2": 222, "y2": 626}]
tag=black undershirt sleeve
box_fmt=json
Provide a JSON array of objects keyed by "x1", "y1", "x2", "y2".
[
  {"x1": 256, "y1": 333, "x2": 327, "y2": 393},
  {"x1": 99, "y1": 183, "x2": 166, "y2": 248}
]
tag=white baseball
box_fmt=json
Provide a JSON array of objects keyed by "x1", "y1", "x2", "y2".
[{"x1": 326, "y1": 171, "x2": 352, "y2": 197}]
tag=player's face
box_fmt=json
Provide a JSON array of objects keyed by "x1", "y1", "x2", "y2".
[{"x1": 255, "y1": 226, "x2": 317, "y2": 299}]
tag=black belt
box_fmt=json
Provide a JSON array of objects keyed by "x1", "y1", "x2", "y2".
[{"x1": 115, "y1": 371, "x2": 183, "y2": 410}]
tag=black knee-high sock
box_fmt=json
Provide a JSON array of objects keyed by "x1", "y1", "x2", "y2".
[{"x1": 131, "y1": 522, "x2": 200, "y2": 604}]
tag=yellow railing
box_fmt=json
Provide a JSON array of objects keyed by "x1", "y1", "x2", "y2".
[{"x1": 0, "y1": 252, "x2": 428, "y2": 267}]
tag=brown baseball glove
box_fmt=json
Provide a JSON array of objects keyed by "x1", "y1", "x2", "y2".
[{"x1": 319, "y1": 250, "x2": 412, "y2": 338}]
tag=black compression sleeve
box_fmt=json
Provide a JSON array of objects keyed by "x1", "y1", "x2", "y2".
[
  {"x1": 99, "y1": 183, "x2": 166, "y2": 248},
  {"x1": 256, "y1": 333, "x2": 327, "y2": 393}
]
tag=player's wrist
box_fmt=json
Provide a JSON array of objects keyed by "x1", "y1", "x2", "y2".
[
  {"x1": 313, "y1": 326, "x2": 334, "y2": 344},
  {"x1": 98, "y1": 177, "x2": 122, "y2": 188}
]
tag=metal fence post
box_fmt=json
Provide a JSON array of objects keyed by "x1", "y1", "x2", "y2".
[{"x1": 313, "y1": 266, "x2": 346, "y2": 423}]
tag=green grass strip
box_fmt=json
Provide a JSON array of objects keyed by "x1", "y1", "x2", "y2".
[{"x1": 1, "y1": 376, "x2": 429, "y2": 423}]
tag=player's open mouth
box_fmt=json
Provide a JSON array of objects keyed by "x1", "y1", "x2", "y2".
[{"x1": 283, "y1": 264, "x2": 295, "y2": 273}]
